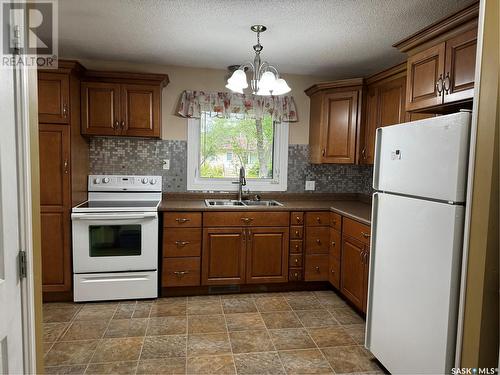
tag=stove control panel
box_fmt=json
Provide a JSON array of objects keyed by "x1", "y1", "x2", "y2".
[{"x1": 88, "y1": 175, "x2": 162, "y2": 192}]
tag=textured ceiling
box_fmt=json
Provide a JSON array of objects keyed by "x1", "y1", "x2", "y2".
[{"x1": 59, "y1": 0, "x2": 469, "y2": 78}]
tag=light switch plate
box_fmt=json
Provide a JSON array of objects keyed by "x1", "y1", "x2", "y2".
[
  {"x1": 162, "y1": 159, "x2": 170, "y2": 170},
  {"x1": 305, "y1": 180, "x2": 315, "y2": 191}
]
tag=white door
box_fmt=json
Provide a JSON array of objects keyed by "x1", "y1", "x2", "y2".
[
  {"x1": 373, "y1": 111, "x2": 470, "y2": 203},
  {"x1": 0, "y1": 66, "x2": 25, "y2": 372},
  {"x1": 365, "y1": 192, "x2": 465, "y2": 374}
]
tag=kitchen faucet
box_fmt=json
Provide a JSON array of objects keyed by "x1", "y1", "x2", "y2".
[{"x1": 232, "y1": 166, "x2": 247, "y2": 202}]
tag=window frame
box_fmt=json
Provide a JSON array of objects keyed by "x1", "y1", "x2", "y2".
[{"x1": 187, "y1": 117, "x2": 288, "y2": 191}]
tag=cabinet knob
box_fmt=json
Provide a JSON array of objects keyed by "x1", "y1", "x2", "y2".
[
  {"x1": 443, "y1": 72, "x2": 451, "y2": 94},
  {"x1": 316, "y1": 239, "x2": 321, "y2": 245},
  {"x1": 113, "y1": 120, "x2": 119, "y2": 129},
  {"x1": 63, "y1": 160, "x2": 69, "y2": 174},
  {"x1": 331, "y1": 241, "x2": 336, "y2": 247},
  {"x1": 316, "y1": 217, "x2": 321, "y2": 223},
  {"x1": 315, "y1": 266, "x2": 320, "y2": 272},
  {"x1": 361, "y1": 231, "x2": 371, "y2": 238},
  {"x1": 62, "y1": 104, "x2": 68, "y2": 118},
  {"x1": 294, "y1": 258, "x2": 299, "y2": 264},
  {"x1": 294, "y1": 272, "x2": 298, "y2": 277},
  {"x1": 120, "y1": 120, "x2": 126, "y2": 129},
  {"x1": 296, "y1": 216, "x2": 301, "y2": 223},
  {"x1": 362, "y1": 148, "x2": 367, "y2": 160},
  {"x1": 331, "y1": 269, "x2": 335, "y2": 274},
  {"x1": 436, "y1": 74, "x2": 444, "y2": 96},
  {"x1": 322, "y1": 149, "x2": 326, "y2": 157},
  {"x1": 295, "y1": 244, "x2": 300, "y2": 250},
  {"x1": 295, "y1": 230, "x2": 299, "y2": 236}
]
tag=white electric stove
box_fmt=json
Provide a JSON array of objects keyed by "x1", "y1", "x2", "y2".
[{"x1": 71, "y1": 175, "x2": 162, "y2": 302}]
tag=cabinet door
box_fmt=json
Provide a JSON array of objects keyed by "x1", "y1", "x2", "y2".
[
  {"x1": 38, "y1": 72, "x2": 70, "y2": 124},
  {"x1": 362, "y1": 246, "x2": 370, "y2": 313},
  {"x1": 39, "y1": 124, "x2": 71, "y2": 292},
  {"x1": 444, "y1": 28, "x2": 477, "y2": 103},
  {"x1": 406, "y1": 43, "x2": 445, "y2": 111},
  {"x1": 81, "y1": 82, "x2": 121, "y2": 135},
  {"x1": 246, "y1": 227, "x2": 289, "y2": 284},
  {"x1": 329, "y1": 256, "x2": 340, "y2": 289},
  {"x1": 121, "y1": 84, "x2": 161, "y2": 137},
  {"x1": 202, "y1": 228, "x2": 246, "y2": 285},
  {"x1": 321, "y1": 91, "x2": 359, "y2": 164},
  {"x1": 340, "y1": 236, "x2": 365, "y2": 310}
]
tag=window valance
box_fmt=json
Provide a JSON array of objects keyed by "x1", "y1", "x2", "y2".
[{"x1": 177, "y1": 90, "x2": 298, "y2": 122}]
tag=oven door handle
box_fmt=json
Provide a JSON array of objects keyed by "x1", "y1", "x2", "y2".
[{"x1": 71, "y1": 213, "x2": 158, "y2": 220}]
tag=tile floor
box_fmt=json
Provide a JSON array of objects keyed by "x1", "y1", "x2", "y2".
[{"x1": 43, "y1": 290, "x2": 384, "y2": 374}]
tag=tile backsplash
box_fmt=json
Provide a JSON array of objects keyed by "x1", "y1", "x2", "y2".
[{"x1": 89, "y1": 138, "x2": 373, "y2": 194}]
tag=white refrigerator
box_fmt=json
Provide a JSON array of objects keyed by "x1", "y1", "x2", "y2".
[{"x1": 365, "y1": 111, "x2": 471, "y2": 374}]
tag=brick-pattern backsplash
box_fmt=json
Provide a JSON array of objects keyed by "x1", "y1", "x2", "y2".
[{"x1": 89, "y1": 138, "x2": 373, "y2": 194}]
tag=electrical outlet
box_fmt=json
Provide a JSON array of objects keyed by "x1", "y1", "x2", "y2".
[
  {"x1": 305, "y1": 180, "x2": 315, "y2": 191},
  {"x1": 162, "y1": 159, "x2": 170, "y2": 170}
]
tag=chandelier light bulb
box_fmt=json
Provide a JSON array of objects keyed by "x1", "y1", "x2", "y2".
[
  {"x1": 228, "y1": 69, "x2": 248, "y2": 88},
  {"x1": 272, "y1": 78, "x2": 291, "y2": 95}
]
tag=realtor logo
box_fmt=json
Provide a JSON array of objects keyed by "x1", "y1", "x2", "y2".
[{"x1": 1, "y1": 0, "x2": 58, "y2": 68}]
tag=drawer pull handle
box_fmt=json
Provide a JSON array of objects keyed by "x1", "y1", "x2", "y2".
[
  {"x1": 295, "y1": 244, "x2": 300, "y2": 250},
  {"x1": 316, "y1": 217, "x2": 321, "y2": 223},
  {"x1": 331, "y1": 269, "x2": 335, "y2": 274},
  {"x1": 316, "y1": 239, "x2": 321, "y2": 245},
  {"x1": 294, "y1": 258, "x2": 299, "y2": 264},
  {"x1": 296, "y1": 216, "x2": 301, "y2": 222},
  {"x1": 62, "y1": 104, "x2": 68, "y2": 118},
  {"x1": 173, "y1": 271, "x2": 189, "y2": 277},
  {"x1": 240, "y1": 217, "x2": 254, "y2": 224},
  {"x1": 315, "y1": 266, "x2": 320, "y2": 272},
  {"x1": 361, "y1": 232, "x2": 371, "y2": 238},
  {"x1": 295, "y1": 231, "x2": 300, "y2": 236},
  {"x1": 175, "y1": 241, "x2": 190, "y2": 247},
  {"x1": 175, "y1": 218, "x2": 190, "y2": 224},
  {"x1": 331, "y1": 241, "x2": 336, "y2": 247},
  {"x1": 294, "y1": 272, "x2": 298, "y2": 277}
]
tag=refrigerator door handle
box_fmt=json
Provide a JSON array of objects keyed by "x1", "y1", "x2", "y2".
[
  {"x1": 372, "y1": 128, "x2": 383, "y2": 190},
  {"x1": 365, "y1": 191, "x2": 379, "y2": 350}
]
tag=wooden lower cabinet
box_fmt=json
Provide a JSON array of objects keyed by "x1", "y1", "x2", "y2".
[
  {"x1": 304, "y1": 254, "x2": 329, "y2": 281},
  {"x1": 162, "y1": 257, "x2": 201, "y2": 287},
  {"x1": 340, "y1": 235, "x2": 369, "y2": 312},
  {"x1": 329, "y1": 256, "x2": 340, "y2": 289},
  {"x1": 246, "y1": 227, "x2": 289, "y2": 284},
  {"x1": 202, "y1": 228, "x2": 246, "y2": 285}
]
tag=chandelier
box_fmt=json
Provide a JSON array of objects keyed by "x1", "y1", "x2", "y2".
[{"x1": 226, "y1": 25, "x2": 291, "y2": 96}]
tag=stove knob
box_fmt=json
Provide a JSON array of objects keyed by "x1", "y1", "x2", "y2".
[
  {"x1": 149, "y1": 178, "x2": 156, "y2": 185},
  {"x1": 142, "y1": 177, "x2": 148, "y2": 184},
  {"x1": 94, "y1": 178, "x2": 101, "y2": 184},
  {"x1": 103, "y1": 177, "x2": 110, "y2": 184}
]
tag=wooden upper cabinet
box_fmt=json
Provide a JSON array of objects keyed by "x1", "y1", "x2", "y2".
[
  {"x1": 362, "y1": 64, "x2": 407, "y2": 164},
  {"x1": 246, "y1": 227, "x2": 289, "y2": 284},
  {"x1": 121, "y1": 84, "x2": 161, "y2": 137},
  {"x1": 81, "y1": 82, "x2": 121, "y2": 136},
  {"x1": 80, "y1": 71, "x2": 168, "y2": 138},
  {"x1": 305, "y1": 79, "x2": 363, "y2": 164},
  {"x1": 394, "y1": 1, "x2": 479, "y2": 112},
  {"x1": 38, "y1": 72, "x2": 70, "y2": 124},
  {"x1": 405, "y1": 43, "x2": 445, "y2": 111},
  {"x1": 443, "y1": 28, "x2": 477, "y2": 103}
]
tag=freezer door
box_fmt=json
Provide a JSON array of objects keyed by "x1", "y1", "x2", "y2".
[
  {"x1": 373, "y1": 111, "x2": 470, "y2": 202},
  {"x1": 365, "y1": 192, "x2": 464, "y2": 374}
]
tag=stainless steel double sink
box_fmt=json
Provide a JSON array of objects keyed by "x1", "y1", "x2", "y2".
[{"x1": 205, "y1": 199, "x2": 283, "y2": 207}]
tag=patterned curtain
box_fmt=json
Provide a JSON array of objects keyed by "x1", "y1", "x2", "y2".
[{"x1": 177, "y1": 90, "x2": 298, "y2": 122}]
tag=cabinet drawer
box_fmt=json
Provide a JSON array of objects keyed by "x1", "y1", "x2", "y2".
[
  {"x1": 290, "y1": 212, "x2": 304, "y2": 225},
  {"x1": 289, "y1": 268, "x2": 303, "y2": 281},
  {"x1": 343, "y1": 217, "x2": 371, "y2": 245},
  {"x1": 163, "y1": 228, "x2": 201, "y2": 257},
  {"x1": 329, "y1": 256, "x2": 340, "y2": 288},
  {"x1": 304, "y1": 255, "x2": 329, "y2": 281},
  {"x1": 305, "y1": 227, "x2": 330, "y2": 254},
  {"x1": 162, "y1": 257, "x2": 200, "y2": 287},
  {"x1": 164, "y1": 212, "x2": 201, "y2": 228},
  {"x1": 290, "y1": 226, "x2": 304, "y2": 239},
  {"x1": 329, "y1": 229, "x2": 341, "y2": 259},
  {"x1": 290, "y1": 240, "x2": 303, "y2": 254},
  {"x1": 289, "y1": 254, "x2": 303, "y2": 268},
  {"x1": 203, "y1": 212, "x2": 289, "y2": 227},
  {"x1": 305, "y1": 212, "x2": 330, "y2": 226},
  {"x1": 330, "y1": 212, "x2": 342, "y2": 231}
]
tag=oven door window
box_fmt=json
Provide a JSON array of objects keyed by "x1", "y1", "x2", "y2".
[{"x1": 89, "y1": 225, "x2": 141, "y2": 257}]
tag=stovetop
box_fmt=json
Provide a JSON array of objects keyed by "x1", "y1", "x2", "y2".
[{"x1": 72, "y1": 200, "x2": 160, "y2": 213}]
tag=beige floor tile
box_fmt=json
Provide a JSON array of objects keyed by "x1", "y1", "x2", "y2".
[
  {"x1": 141, "y1": 335, "x2": 187, "y2": 359},
  {"x1": 251, "y1": 292, "x2": 284, "y2": 298},
  {"x1": 187, "y1": 300, "x2": 223, "y2": 315},
  {"x1": 222, "y1": 298, "x2": 258, "y2": 314},
  {"x1": 284, "y1": 291, "x2": 315, "y2": 297},
  {"x1": 225, "y1": 313, "x2": 266, "y2": 332},
  {"x1": 132, "y1": 303, "x2": 152, "y2": 318},
  {"x1": 187, "y1": 333, "x2": 231, "y2": 357},
  {"x1": 260, "y1": 311, "x2": 303, "y2": 329},
  {"x1": 104, "y1": 318, "x2": 148, "y2": 338},
  {"x1": 74, "y1": 306, "x2": 116, "y2": 321},
  {"x1": 315, "y1": 293, "x2": 348, "y2": 308},
  {"x1": 44, "y1": 323, "x2": 69, "y2": 342},
  {"x1": 255, "y1": 297, "x2": 291, "y2": 312},
  {"x1": 329, "y1": 308, "x2": 364, "y2": 325},
  {"x1": 85, "y1": 361, "x2": 138, "y2": 374},
  {"x1": 91, "y1": 337, "x2": 143, "y2": 363},
  {"x1": 220, "y1": 293, "x2": 254, "y2": 299},
  {"x1": 343, "y1": 324, "x2": 366, "y2": 345},
  {"x1": 155, "y1": 296, "x2": 188, "y2": 304},
  {"x1": 187, "y1": 295, "x2": 222, "y2": 302},
  {"x1": 268, "y1": 328, "x2": 316, "y2": 350},
  {"x1": 113, "y1": 304, "x2": 136, "y2": 320},
  {"x1": 308, "y1": 326, "x2": 356, "y2": 348},
  {"x1": 296, "y1": 309, "x2": 339, "y2": 327},
  {"x1": 136, "y1": 358, "x2": 186, "y2": 374},
  {"x1": 43, "y1": 306, "x2": 80, "y2": 323},
  {"x1": 150, "y1": 301, "x2": 187, "y2": 317},
  {"x1": 187, "y1": 355, "x2": 236, "y2": 374},
  {"x1": 45, "y1": 340, "x2": 98, "y2": 366},
  {"x1": 279, "y1": 349, "x2": 333, "y2": 374},
  {"x1": 233, "y1": 352, "x2": 285, "y2": 375},
  {"x1": 44, "y1": 342, "x2": 54, "y2": 356},
  {"x1": 229, "y1": 330, "x2": 274, "y2": 354},
  {"x1": 285, "y1": 296, "x2": 323, "y2": 310},
  {"x1": 60, "y1": 320, "x2": 108, "y2": 341},
  {"x1": 147, "y1": 316, "x2": 187, "y2": 336},
  {"x1": 321, "y1": 345, "x2": 381, "y2": 373},
  {"x1": 44, "y1": 364, "x2": 87, "y2": 374},
  {"x1": 188, "y1": 314, "x2": 226, "y2": 334}
]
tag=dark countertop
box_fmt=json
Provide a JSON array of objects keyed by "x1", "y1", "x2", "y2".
[{"x1": 159, "y1": 194, "x2": 372, "y2": 225}]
